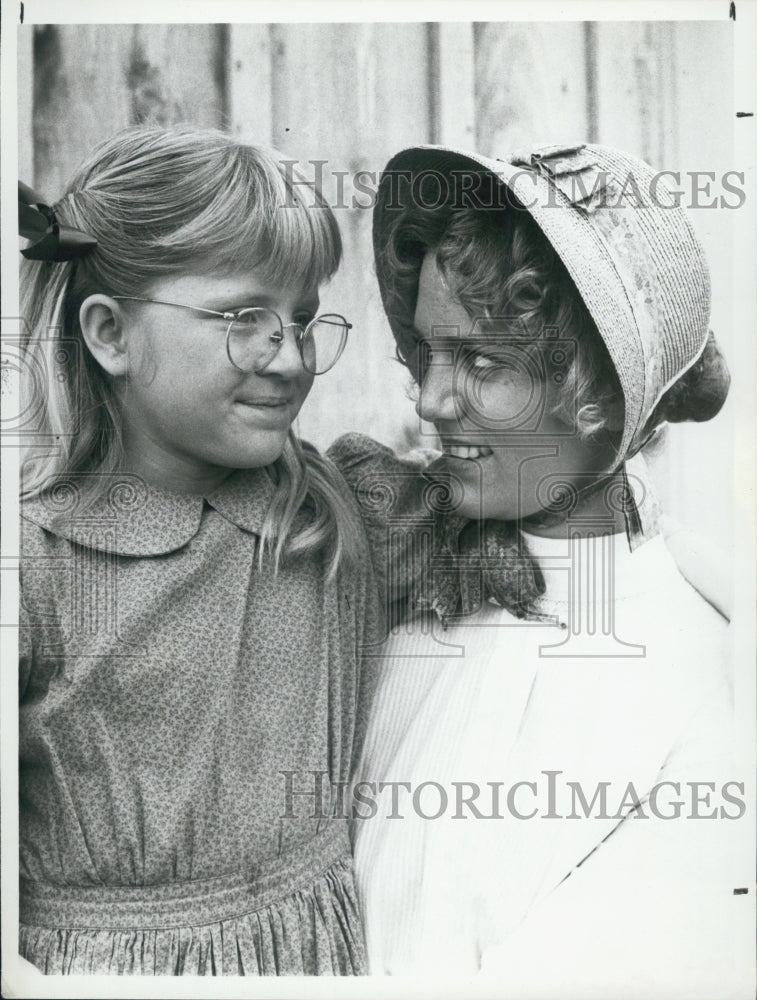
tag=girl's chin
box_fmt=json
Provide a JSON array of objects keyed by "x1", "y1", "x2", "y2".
[{"x1": 211, "y1": 436, "x2": 289, "y2": 471}]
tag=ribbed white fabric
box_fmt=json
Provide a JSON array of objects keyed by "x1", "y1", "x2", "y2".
[{"x1": 352, "y1": 531, "x2": 744, "y2": 986}]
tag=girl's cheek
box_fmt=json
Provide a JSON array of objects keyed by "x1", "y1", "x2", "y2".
[{"x1": 126, "y1": 327, "x2": 170, "y2": 387}]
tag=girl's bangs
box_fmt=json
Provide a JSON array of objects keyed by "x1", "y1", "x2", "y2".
[{"x1": 168, "y1": 147, "x2": 342, "y2": 291}]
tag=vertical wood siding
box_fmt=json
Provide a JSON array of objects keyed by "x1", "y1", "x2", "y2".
[{"x1": 17, "y1": 22, "x2": 734, "y2": 540}]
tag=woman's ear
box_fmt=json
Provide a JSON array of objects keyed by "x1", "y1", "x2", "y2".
[
  {"x1": 79, "y1": 295, "x2": 131, "y2": 376},
  {"x1": 576, "y1": 400, "x2": 625, "y2": 437},
  {"x1": 602, "y1": 398, "x2": 625, "y2": 432}
]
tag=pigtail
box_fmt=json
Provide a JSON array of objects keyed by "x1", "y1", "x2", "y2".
[
  {"x1": 260, "y1": 434, "x2": 367, "y2": 580},
  {"x1": 20, "y1": 252, "x2": 125, "y2": 501}
]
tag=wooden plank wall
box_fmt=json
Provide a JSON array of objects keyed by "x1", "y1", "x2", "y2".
[{"x1": 17, "y1": 21, "x2": 734, "y2": 541}]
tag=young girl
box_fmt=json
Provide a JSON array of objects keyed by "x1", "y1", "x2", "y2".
[
  {"x1": 331, "y1": 143, "x2": 748, "y2": 991},
  {"x1": 17, "y1": 125, "x2": 380, "y2": 976}
]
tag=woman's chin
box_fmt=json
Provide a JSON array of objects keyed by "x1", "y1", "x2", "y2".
[
  {"x1": 426, "y1": 464, "x2": 526, "y2": 522},
  {"x1": 455, "y1": 491, "x2": 537, "y2": 523}
]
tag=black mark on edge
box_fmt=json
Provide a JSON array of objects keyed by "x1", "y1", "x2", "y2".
[
  {"x1": 20, "y1": 2, "x2": 24, "y2": 23},
  {"x1": 733, "y1": 887, "x2": 749, "y2": 895},
  {"x1": 736, "y1": 112, "x2": 754, "y2": 118},
  {"x1": 729, "y1": 2, "x2": 736, "y2": 19}
]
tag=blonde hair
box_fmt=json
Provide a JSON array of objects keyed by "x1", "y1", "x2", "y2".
[{"x1": 21, "y1": 124, "x2": 364, "y2": 576}]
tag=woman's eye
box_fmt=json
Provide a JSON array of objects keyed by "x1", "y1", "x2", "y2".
[
  {"x1": 469, "y1": 353, "x2": 498, "y2": 371},
  {"x1": 462, "y1": 344, "x2": 517, "y2": 372},
  {"x1": 462, "y1": 349, "x2": 504, "y2": 374}
]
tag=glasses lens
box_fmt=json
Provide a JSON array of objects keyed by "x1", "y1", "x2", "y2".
[
  {"x1": 227, "y1": 308, "x2": 282, "y2": 372},
  {"x1": 301, "y1": 315, "x2": 349, "y2": 374}
]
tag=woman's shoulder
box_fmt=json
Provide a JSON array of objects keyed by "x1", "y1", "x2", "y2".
[
  {"x1": 628, "y1": 532, "x2": 729, "y2": 629},
  {"x1": 615, "y1": 535, "x2": 730, "y2": 706},
  {"x1": 658, "y1": 516, "x2": 732, "y2": 622}
]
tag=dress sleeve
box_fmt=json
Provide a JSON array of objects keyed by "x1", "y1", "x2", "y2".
[
  {"x1": 327, "y1": 433, "x2": 442, "y2": 609},
  {"x1": 19, "y1": 585, "x2": 33, "y2": 700},
  {"x1": 19, "y1": 517, "x2": 40, "y2": 700},
  {"x1": 19, "y1": 516, "x2": 65, "y2": 702},
  {"x1": 314, "y1": 439, "x2": 388, "y2": 779}
]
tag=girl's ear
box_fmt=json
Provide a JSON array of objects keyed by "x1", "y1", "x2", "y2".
[{"x1": 79, "y1": 295, "x2": 131, "y2": 376}]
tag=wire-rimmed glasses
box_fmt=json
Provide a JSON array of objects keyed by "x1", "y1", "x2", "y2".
[{"x1": 111, "y1": 296, "x2": 351, "y2": 375}]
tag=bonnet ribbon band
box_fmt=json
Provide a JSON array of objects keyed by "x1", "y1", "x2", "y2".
[
  {"x1": 507, "y1": 143, "x2": 612, "y2": 215},
  {"x1": 19, "y1": 181, "x2": 97, "y2": 261}
]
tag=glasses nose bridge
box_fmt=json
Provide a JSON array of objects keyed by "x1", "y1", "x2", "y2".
[
  {"x1": 281, "y1": 319, "x2": 307, "y2": 336},
  {"x1": 228, "y1": 308, "x2": 349, "y2": 377},
  {"x1": 260, "y1": 318, "x2": 308, "y2": 374}
]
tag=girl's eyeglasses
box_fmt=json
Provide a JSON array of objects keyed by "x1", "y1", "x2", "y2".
[{"x1": 111, "y1": 296, "x2": 351, "y2": 375}]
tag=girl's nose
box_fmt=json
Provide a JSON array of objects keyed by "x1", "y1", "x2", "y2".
[
  {"x1": 415, "y1": 358, "x2": 458, "y2": 424},
  {"x1": 257, "y1": 324, "x2": 307, "y2": 378}
]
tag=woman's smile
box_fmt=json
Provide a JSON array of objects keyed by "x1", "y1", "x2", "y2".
[{"x1": 440, "y1": 441, "x2": 494, "y2": 461}]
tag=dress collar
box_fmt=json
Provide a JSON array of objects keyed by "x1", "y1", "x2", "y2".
[{"x1": 21, "y1": 467, "x2": 278, "y2": 556}]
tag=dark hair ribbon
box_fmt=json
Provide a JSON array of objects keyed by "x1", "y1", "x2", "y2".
[{"x1": 18, "y1": 181, "x2": 97, "y2": 261}]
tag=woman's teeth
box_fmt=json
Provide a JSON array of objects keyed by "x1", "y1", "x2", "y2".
[{"x1": 443, "y1": 445, "x2": 493, "y2": 459}]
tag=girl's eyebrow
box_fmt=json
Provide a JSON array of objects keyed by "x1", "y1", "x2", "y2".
[
  {"x1": 205, "y1": 293, "x2": 320, "y2": 312},
  {"x1": 199, "y1": 293, "x2": 273, "y2": 311}
]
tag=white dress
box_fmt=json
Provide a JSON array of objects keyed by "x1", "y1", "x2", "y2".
[{"x1": 352, "y1": 529, "x2": 751, "y2": 994}]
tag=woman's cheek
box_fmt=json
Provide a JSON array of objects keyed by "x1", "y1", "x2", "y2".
[{"x1": 473, "y1": 379, "x2": 543, "y2": 433}]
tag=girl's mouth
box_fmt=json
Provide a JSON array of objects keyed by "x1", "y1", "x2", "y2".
[
  {"x1": 442, "y1": 444, "x2": 493, "y2": 460},
  {"x1": 236, "y1": 397, "x2": 292, "y2": 408},
  {"x1": 234, "y1": 398, "x2": 294, "y2": 428}
]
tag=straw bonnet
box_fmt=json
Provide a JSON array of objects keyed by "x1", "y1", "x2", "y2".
[{"x1": 373, "y1": 142, "x2": 713, "y2": 466}]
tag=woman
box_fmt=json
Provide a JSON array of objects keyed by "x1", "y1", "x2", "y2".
[{"x1": 332, "y1": 143, "x2": 748, "y2": 991}]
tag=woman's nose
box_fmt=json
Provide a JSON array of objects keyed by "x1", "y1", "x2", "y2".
[{"x1": 415, "y1": 358, "x2": 458, "y2": 424}]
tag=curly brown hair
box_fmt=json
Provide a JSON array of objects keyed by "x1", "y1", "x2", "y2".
[{"x1": 378, "y1": 180, "x2": 626, "y2": 448}]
